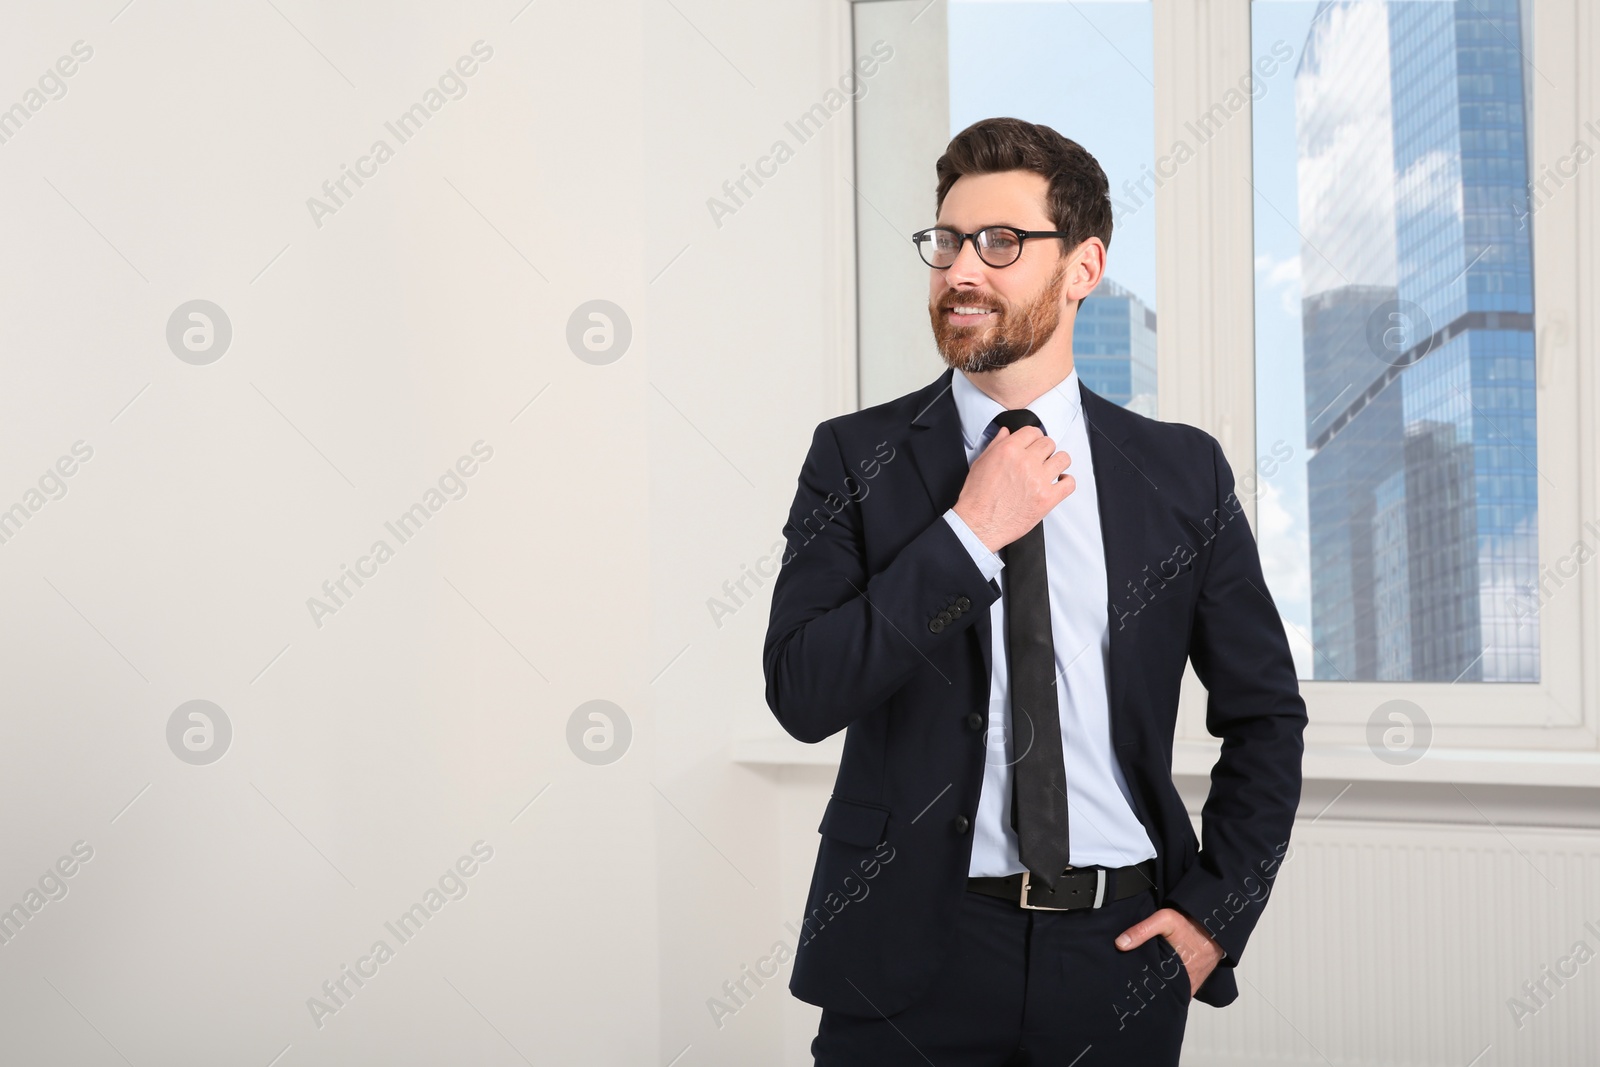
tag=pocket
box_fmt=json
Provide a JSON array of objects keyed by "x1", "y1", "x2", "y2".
[
  {"x1": 816, "y1": 796, "x2": 890, "y2": 847},
  {"x1": 1153, "y1": 935, "x2": 1192, "y2": 1004}
]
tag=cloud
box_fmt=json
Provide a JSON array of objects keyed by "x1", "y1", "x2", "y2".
[
  {"x1": 1254, "y1": 475, "x2": 1314, "y2": 678},
  {"x1": 1255, "y1": 251, "x2": 1303, "y2": 317},
  {"x1": 1293, "y1": 0, "x2": 1399, "y2": 298}
]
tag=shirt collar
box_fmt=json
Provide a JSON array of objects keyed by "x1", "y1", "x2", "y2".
[{"x1": 950, "y1": 365, "x2": 1084, "y2": 452}]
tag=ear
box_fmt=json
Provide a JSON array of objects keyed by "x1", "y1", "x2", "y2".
[{"x1": 1067, "y1": 237, "x2": 1106, "y2": 303}]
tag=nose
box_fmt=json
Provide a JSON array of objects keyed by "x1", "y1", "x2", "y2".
[{"x1": 941, "y1": 237, "x2": 989, "y2": 286}]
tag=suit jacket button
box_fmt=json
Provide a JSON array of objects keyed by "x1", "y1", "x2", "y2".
[
  {"x1": 956, "y1": 596, "x2": 971, "y2": 610},
  {"x1": 929, "y1": 618, "x2": 945, "y2": 634},
  {"x1": 965, "y1": 712, "x2": 983, "y2": 731},
  {"x1": 952, "y1": 815, "x2": 971, "y2": 834}
]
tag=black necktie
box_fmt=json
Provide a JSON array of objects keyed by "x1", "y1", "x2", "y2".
[{"x1": 991, "y1": 408, "x2": 1070, "y2": 890}]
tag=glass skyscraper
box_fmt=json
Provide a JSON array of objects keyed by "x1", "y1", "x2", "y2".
[
  {"x1": 1294, "y1": 0, "x2": 1537, "y2": 682},
  {"x1": 1075, "y1": 276, "x2": 1158, "y2": 417}
]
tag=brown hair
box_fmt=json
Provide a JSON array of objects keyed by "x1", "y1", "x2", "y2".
[{"x1": 934, "y1": 117, "x2": 1113, "y2": 256}]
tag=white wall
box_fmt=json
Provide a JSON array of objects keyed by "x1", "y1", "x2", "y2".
[
  {"x1": 643, "y1": 0, "x2": 859, "y2": 1060},
  {"x1": 0, "y1": 2, "x2": 660, "y2": 1062}
]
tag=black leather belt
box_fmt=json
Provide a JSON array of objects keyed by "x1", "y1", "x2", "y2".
[{"x1": 967, "y1": 858, "x2": 1157, "y2": 911}]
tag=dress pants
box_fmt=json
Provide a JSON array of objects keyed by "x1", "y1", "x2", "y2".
[{"x1": 811, "y1": 884, "x2": 1190, "y2": 1066}]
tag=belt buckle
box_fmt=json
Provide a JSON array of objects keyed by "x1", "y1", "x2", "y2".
[{"x1": 1018, "y1": 867, "x2": 1106, "y2": 911}]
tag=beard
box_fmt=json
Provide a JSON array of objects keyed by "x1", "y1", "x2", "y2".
[{"x1": 929, "y1": 258, "x2": 1069, "y2": 374}]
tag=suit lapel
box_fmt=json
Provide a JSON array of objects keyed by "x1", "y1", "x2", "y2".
[
  {"x1": 908, "y1": 368, "x2": 995, "y2": 683},
  {"x1": 1081, "y1": 380, "x2": 1145, "y2": 732}
]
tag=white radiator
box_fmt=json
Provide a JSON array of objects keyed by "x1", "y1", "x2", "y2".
[{"x1": 1181, "y1": 819, "x2": 1600, "y2": 1067}]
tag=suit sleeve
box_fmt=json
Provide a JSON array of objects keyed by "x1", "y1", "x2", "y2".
[
  {"x1": 762, "y1": 421, "x2": 1001, "y2": 743},
  {"x1": 1163, "y1": 434, "x2": 1307, "y2": 968}
]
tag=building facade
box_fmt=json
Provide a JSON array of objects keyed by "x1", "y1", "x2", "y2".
[
  {"x1": 1295, "y1": 0, "x2": 1538, "y2": 682},
  {"x1": 1074, "y1": 275, "x2": 1158, "y2": 417}
]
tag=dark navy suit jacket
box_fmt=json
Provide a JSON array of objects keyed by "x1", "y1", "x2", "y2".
[{"x1": 763, "y1": 367, "x2": 1306, "y2": 1014}]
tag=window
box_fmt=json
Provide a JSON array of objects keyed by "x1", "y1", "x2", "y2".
[
  {"x1": 850, "y1": 0, "x2": 1591, "y2": 757},
  {"x1": 1252, "y1": 0, "x2": 1541, "y2": 685}
]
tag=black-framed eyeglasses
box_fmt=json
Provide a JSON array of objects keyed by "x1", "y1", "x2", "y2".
[{"x1": 911, "y1": 225, "x2": 1070, "y2": 269}]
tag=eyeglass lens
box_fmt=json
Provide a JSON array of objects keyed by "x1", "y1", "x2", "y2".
[{"x1": 920, "y1": 227, "x2": 1022, "y2": 268}]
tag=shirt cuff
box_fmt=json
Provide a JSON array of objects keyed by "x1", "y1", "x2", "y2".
[{"x1": 943, "y1": 508, "x2": 1004, "y2": 582}]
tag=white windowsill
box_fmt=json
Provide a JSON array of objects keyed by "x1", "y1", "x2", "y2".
[{"x1": 730, "y1": 732, "x2": 1600, "y2": 788}]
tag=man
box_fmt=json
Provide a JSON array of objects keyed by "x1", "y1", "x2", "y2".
[{"x1": 762, "y1": 117, "x2": 1306, "y2": 1065}]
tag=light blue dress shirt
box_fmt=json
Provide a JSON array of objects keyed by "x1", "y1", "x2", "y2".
[{"x1": 942, "y1": 366, "x2": 1159, "y2": 876}]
